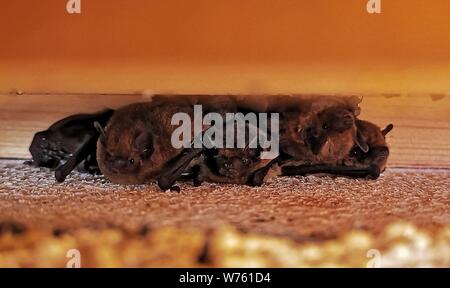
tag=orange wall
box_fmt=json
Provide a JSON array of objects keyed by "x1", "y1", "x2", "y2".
[{"x1": 1, "y1": 0, "x2": 450, "y2": 93}]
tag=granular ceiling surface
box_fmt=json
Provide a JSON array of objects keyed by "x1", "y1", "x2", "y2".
[{"x1": 0, "y1": 160, "x2": 448, "y2": 242}]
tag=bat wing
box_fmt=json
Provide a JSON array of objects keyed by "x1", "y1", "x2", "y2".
[
  {"x1": 29, "y1": 109, "x2": 114, "y2": 182},
  {"x1": 157, "y1": 128, "x2": 210, "y2": 191},
  {"x1": 157, "y1": 147, "x2": 203, "y2": 191}
]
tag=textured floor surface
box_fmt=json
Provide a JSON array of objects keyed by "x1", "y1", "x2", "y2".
[{"x1": 0, "y1": 160, "x2": 448, "y2": 242}]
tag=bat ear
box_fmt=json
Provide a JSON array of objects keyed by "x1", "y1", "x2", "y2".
[
  {"x1": 94, "y1": 121, "x2": 107, "y2": 144},
  {"x1": 247, "y1": 145, "x2": 262, "y2": 158},
  {"x1": 349, "y1": 106, "x2": 361, "y2": 117},
  {"x1": 135, "y1": 132, "x2": 153, "y2": 150},
  {"x1": 355, "y1": 130, "x2": 369, "y2": 153},
  {"x1": 135, "y1": 132, "x2": 154, "y2": 159},
  {"x1": 345, "y1": 95, "x2": 362, "y2": 116},
  {"x1": 382, "y1": 124, "x2": 394, "y2": 137}
]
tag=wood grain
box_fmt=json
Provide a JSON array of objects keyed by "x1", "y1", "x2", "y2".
[{"x1": 0, "y1": 93, "x2": 449, "y2": 168}]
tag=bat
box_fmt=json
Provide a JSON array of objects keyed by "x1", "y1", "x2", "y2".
[
  {"x1": 302, "y1": 105, "x2": 368, "y2": 157},
  {"x1": 96, "y1": 100, "x2": 194, "y2": 186},
  {"x1": 281, "y1": 120, "x2": 394, "y2": 179},
  {"x1": 28, "y1": 109, "x2": 114, "y2": 182},
  {"x1": 248, "y1": 98, "x2": 363, "y2": 185},
  {"x1": 343, "y1": 120, "x2": 394, "y2": 177},
  {"x1": 190, "y1": 145, "x2": 266, "y2": 186},
  {"x1": 157, "y1": 116, "x2": 271, "y2": 189}
]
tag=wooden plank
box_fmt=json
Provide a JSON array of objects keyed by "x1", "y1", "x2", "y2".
[
  {"x1": 359, "y1": 94, "x2": 450, "y2": 168},
  {"x1": 0, "y1": 93, "x2": 449, "y2": 168}
]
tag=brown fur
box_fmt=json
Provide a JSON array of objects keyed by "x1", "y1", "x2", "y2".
[
  {"x1": 97, "y1": 94, "x2": 379, "y2": 186},
  {"x1": 248, "y1": 95, "x2": 363, "y2": 185},
  {"x1": 192, "y1": 147, "x2": 270, "y2": 185},
  {"x1": 279, "y1": 120, "x2": 393, "y2": 179},
  {"x1": 344, "y1": 120, "x2": 393, "y2": 174},
  {"x1": 185, "y1": 119, "x2": 271, "y2": 186},
  {"x1": 97, "y1": 101, "x2": 194, "y2": 184},
  {"x1": 279, "y1": 96, "x2": 362, "y2": 165},
  {"x1": 98, "y1": 95, "x2": 240, "y2": 186}
]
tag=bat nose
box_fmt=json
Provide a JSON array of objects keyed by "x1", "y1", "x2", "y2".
[
  {"x1": 107, "y1": 158, "x2": 128, "y2": 171},
  {"x1": 309, "y1": 128, "x2": 319, "y2": 138},
  {"x1": 378, "y1": 147, "x2": 389, "y2": 158},
  {"x1": 115, "y1": 159, "x2": 128, "y2": 169}
]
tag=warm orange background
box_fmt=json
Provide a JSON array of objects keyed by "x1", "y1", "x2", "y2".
[
  {"x1": 0, "y1": 1, "x2": 449, "y2": 164},
  {"x1": 0, "y1": 0, "x2": 449, "y2": 94}
]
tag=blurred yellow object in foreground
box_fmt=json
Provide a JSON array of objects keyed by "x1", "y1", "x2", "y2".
[{"x1": 0, "y1": 221, "x2": 448, "y2": 268}]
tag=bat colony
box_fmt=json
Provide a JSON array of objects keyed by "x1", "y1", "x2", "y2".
[{"x1": 28, "y1": 95, "x2": 393, "y2": 191}]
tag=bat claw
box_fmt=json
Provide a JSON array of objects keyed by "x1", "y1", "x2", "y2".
[
  {"x1": 368, "y1": 165, "x2": 381, "y2": 179},
  {"x1": 55, "y1": 169, "x2": 67, "y2": 183},
  {"x1": 193, "y1": 178, "x2": 203, "y2": 187},
  {"x1": 157, "y1": 177, "x2": 175, "y2": 191},
  {"x1": 248, "y1": 169, "x2": 266, "y2": 187}
]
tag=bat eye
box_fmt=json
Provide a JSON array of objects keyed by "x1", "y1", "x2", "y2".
[
  {"x1": 129, "y1": 158, "x2": 135, "y2": 165},
  {"x1": 322, "y1": 123, "x2": 329, "y2": 130},
  {"x1": 242, "y1": 158, "x2": 249, "y2": 164},
  {"x1": 351, "y1": 148, "x2": 362, "y2": 157}
]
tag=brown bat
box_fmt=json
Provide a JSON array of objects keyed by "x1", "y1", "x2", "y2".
[
  {"x1": 190, "y1": 146, "x2": 266, "y2": 186},
  {"x1": 280, "y1": 97, "x2": 364, "y2": 164},
  {"x1": 282, "y1": 120, "x2": 394, "y2": 179},
  {"x1": 157, "y1": 119, "x2": 271, "y2": 189},
  {"x1": 344, "y1": 120, "x2": 393, "y2": 176},
  {"x1": 28, "y1": 109, "x2": 114, "y2": 182},
  {"x1": 249, "y1": 97, "x2": 363, "y2": 185},
  {"x1": 96, "y1": 100, "x2": 195, "y2": 185}
]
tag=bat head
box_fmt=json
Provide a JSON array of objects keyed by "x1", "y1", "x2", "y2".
[
  {"x1": 303, "y1": 105, "x2": 360, "y2": 155},
  {"x1": 96, "y1": 105, "x2": 155, "y2": 184},
  {"x1": 346, "y1": 120, "x2": 394, "y2": 175},
  {"x1": 204, "y1": 146, "x2": 262, "y2": 179}
]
